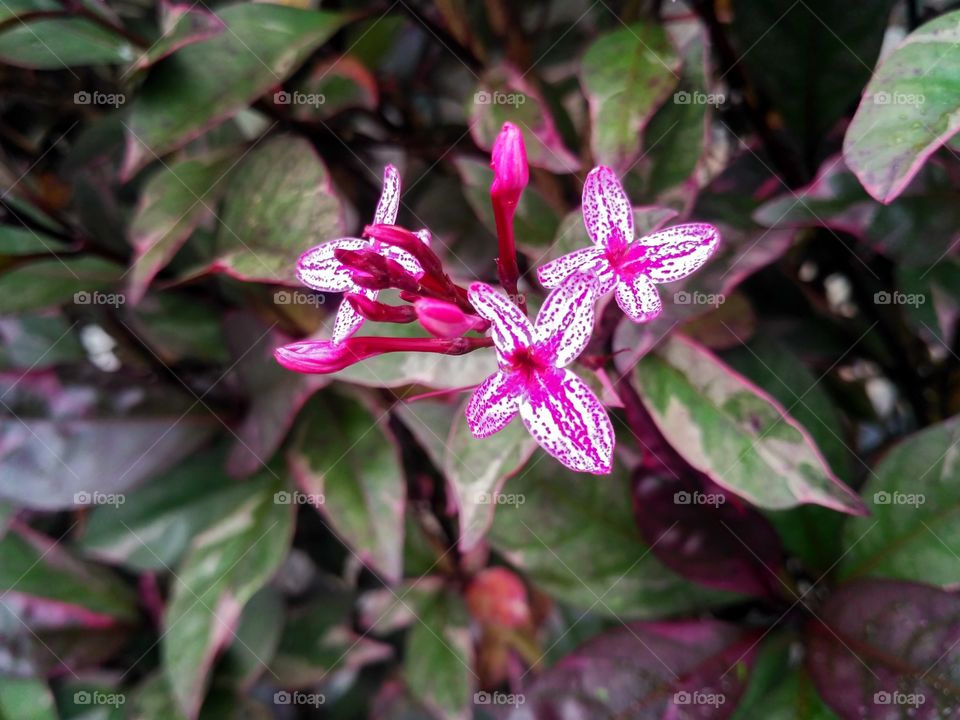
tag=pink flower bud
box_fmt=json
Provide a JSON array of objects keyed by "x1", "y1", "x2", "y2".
[
  {"x1": 490, "y1": 122, "x2": 529, "y2": 206},
  {"x1": 414, "y1": 298, "x2": 488, "y2": 338}
]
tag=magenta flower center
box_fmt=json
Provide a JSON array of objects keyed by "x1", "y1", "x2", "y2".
[{"x1": 507, "y1": 346, "x2": 549, "y2": 380}]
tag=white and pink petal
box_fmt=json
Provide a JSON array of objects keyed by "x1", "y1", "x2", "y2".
[
  {"x1": 467, "y1": 282, "x2": 533, "y2": 359},
  {"x1": 582, "y1": 166, "x2": 634, "y2": 252},
  {"x1": 465, "y1": 371, "x2": 523, "y2": 439},
  {"x1": 615, "y1": 273, "x2": 663, "y2": 323},
  {"x1": 626, "y1": 223, "x2": 720, "y2": 283},
  {"x1": 518, "y1": 369, "x2": 614, "y2": 474},
  {"x1": 533, "y1": 272, "x2": 598, "y2": 368},
  {"x1": 536, "y1": 247, "x2": 607, "y2": 289},
  {"x1": 331, "y1": 287, "x2": 376, "y2": 344},
  {"x1": 378, "y1": 244, "x2": 424, "y2": 278},
  {"x1": 373, "y1": 164, "x2": 401, "y2": 225},
  {"x1": 297, "y1": 238, "x2": 370, "y2": 291}
]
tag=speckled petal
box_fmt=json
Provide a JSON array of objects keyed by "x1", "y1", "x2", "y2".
[
  {"x1": 331, "y1": 287, "x2": 377, "y2": 344},
  {"x1": 536, "y1": 247, "x2": 606, "y2": 289},
  {"x1": 465, "y1": 370, "x2": 522, "y2": 438},
  {"x1": 373, "y1": 164, "x2": 401, "y2": 225},
  {"x1": 534, "y1": 272, "x2": 598, "y2": 368},
  {"x1": 297, "y1": 238, "x2": 369, "y2": 291},
  {"x1": 627, "y1": 223, "x2": 721, "y2": 283},
  {"x1": 378, "y1": 244, "x2": 424, "y2": 278},
  {"x1": 518, "y1": 369, "x2": 614, "y2": 474},
  {"x1": 467, "y1": 282, "x2": 533, "y2": 359},
  {"x1": 615, "y1": 273, "x2": 663, "y2": 323},
  {"x1": 582, "y1": 166, "x2": 634, "y2": 252}
]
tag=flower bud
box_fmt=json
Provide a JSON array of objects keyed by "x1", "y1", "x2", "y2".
[
  {"x1": 414, "y1": 298, "x2": 488, "y2": 338},
  {"x1": 490, "y1": 122, "x2": 529, "y2": 207},
  {"x1": 466, "y1": 567, "x2": 531, "y2": 629}
]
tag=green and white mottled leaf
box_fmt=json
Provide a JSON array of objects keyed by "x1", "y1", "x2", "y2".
[
  {"x1": 580, "y1": 22, "x2": 680, "y2": 169},
  {"x1": 121, "y1": 4, "x2": 347, "y2": 178},
  {"x1": 127, "y1": 150, "x2": 238, "y2": 303},
  {"x1": 843, "y1": 10, "x2": 960, "y2": 203},
  {"x1": 289, "y1": 392, "x2": 405, "y2": 583},
  {"x1": 839, "y1": 416, "x2": 960, "y2": 586},
  {"x1": 162, "y1": 474, "x2": 294, "y2": 719},
  {"x1": 211, "y1": 135, "x2": 345, "y2": 284},
  {"x1": 488, "y1": 452, "x2": 735, "y2": 617},
  {"x1": 634, "y1": 335, "x2": 864, "y2": 513}
]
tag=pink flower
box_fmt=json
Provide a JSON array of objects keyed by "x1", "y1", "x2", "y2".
[
  {"x1": 275, "y1": 335, "x2": 492, "y2": 374},
  {"x1": 297, "y1": 165, "x2": 425, "y2": 343},
  {"x1": 414, "y1": 298, "x2": 488, "y2": 338},
  {"x1": 537, "y1": 166, "x2": 721, "y2": 323},
  {"x1": 490, "y1": 122, "x2": 528, "y2": 312},
  {"x1": 466, "y1": 273, "x2": 614, "y2": 474}
]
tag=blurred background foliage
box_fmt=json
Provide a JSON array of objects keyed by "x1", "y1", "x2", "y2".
[{"x1": 1, "y1": 0, "x2": 960, "y2": 718}]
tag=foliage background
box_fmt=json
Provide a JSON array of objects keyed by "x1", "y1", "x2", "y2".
[{"x1": 1, "y1": 0, "x2": 959, "y2": 718}]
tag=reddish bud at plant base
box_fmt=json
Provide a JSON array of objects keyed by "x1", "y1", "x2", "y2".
[
  {"x1": 414, "y1": 298, "x2": 488, "y2": 338},
  {"x1": 490, "y1": 122, "x2": 529, "y2": 206},
  {"x1": 466, "y1": 567, "x2": 531, "y2": 629}
]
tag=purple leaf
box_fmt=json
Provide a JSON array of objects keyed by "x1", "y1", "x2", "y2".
[
  {"x1": 807, "y1": 579, "x2": 960, "y2": 720},
  {"x1": 505, "y1": 620, "x2": 760, "y2": 718},
  {"x1": 633, "y1": 472, "x2": 784, "y2": 598}
]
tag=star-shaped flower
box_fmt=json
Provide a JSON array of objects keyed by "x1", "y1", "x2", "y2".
[
  {"x1": 466, "y1": 273, "x2": 614, "y2": 474},
  {"x1": 297, "y1": 165, "x2": 426, "y2": 343},
  {"x1": 537, "y1": 166, "x2": 721, "y2": 323}
]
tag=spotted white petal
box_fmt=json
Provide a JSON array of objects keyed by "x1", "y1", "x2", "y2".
[
  {"x1": 536, "y1": 247, "x2": 608, "y2": 289},
  {"x1": 467, "y1": 282, "x2": 533, "y2": 359},
  {"x1": 518, "y1": 368, "x2": 614, "y2": 474},
  {"x1": 465, "y1": 371, "x2": 522, "y2": 438},
  {"x1": 582, "y1": 166, "x2": 634, "y2": 252},
  {"x1": 615, "y1": 273, "x2": 663, "y2": 323},
  {"x1": 331, "y1": 287, "x2": 377, "y2": 344},
  {"x1": 373, "y1": 164, "x2": 401, "y2": 225},
  {"x1": 378, "y1": 244, "x2": 424, "y2": 278},
  {"x1": 627, "y1": 223, "x2": 721, "y2": 283},
  {"x1": 534, "y1": 272, "x2": 598, "y2": 368},
  {"x1": 297, "y1": 238, "x2": 369, "y2": 291}
]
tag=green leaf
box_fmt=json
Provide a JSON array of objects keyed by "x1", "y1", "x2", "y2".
[
  {"x1": 839, "y1": 416, "x2": 960, "y2": 586},
  {"x1": 335, "y1": 321, "x2": 498, "y2": 390},
  {"x1": 0, "y1": 1, "x2": 136, "y2": 69},
  {"x1": 454, "y1": 157, "x2": 561, "y2": 251},
  {"x1": 0, "y1": 256, "x2": 123, "y2": 313},
  {"x1": 121, "y1": 4, "x2": 347, "y2": 178},
  {"x1": 580, "y1": 22, "x2": 680, "y2": 168},
  {"x1": 127, "y1": 150, "x2": 238, "y2": 303},
  {"x1": 0, "y1": 225, "x2": 67, "y2": 257},
  {"x1": 403, "y1": 590, "x2": 472, "y2": 720},
  {"x1": 0, "y1": 526, "x2": 137, "y2": 676},
  {"x1": 77, "y1": 447, "x2": 254, "y2": 571},
  {"x1": 217, "y1": 587, "x2": 284, "y2": 689},
  {"x1": 469, "y1": 65, "x2": 580, "y2": 174},
  {"x1": 442, "y1": 402, "x2": 537, "y2": 552},
  {"x1": 843, "y1": 10, "x2": 960, "y2": 203},
  {"x1": 283, "y1": 55, "x2": 378, "y2": 120},
  {"x1": 0, "y1": 677, "x2": 57, "y2": 720},
  {"x1": 289, "y1": 392, "x2": 406, "y2": 583},
  {"x1": 634, "y1": 335, "x2": 864, "y2": 513},
  {"x1": 132, "y1": 3, "x2": 226, "y2": 71},
  {"x1": 728, "y1": 0, "x2": 891, "y2": 159},
  {"x1": 162, "y1": 473, "x2": 294, "y2": 718},
  {"x1": 211, "y1": 135, "x2": 345, "y2": 284},
  {"x1": 488, "y1": 452, "x2": 734, "y2": 617},
  {"x1": 126, "y1": 293, "x2": 229, "y2": 364}
]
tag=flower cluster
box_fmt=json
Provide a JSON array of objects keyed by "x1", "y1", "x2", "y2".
[{"x1": 276, "y1": 123, "x2": 720, "y2": 474}]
